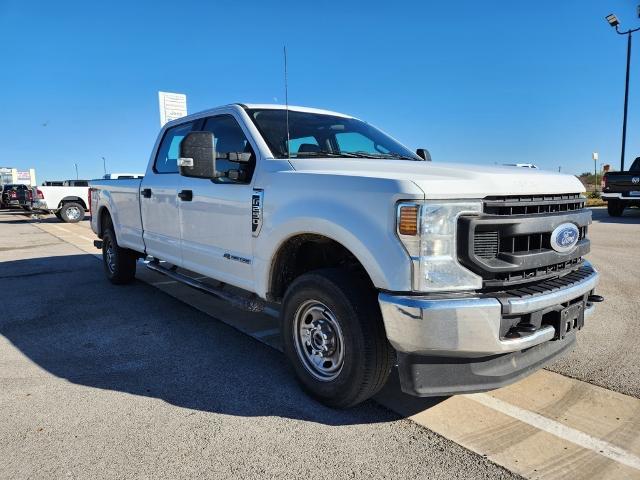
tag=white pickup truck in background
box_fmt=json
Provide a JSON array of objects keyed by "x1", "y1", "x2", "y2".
[
  {"x1": 89, "y1": 103, "x2": 602, "y2": 407},
  {"x1": 34, "y1": 181, "x2": 91, "y2": 222}
]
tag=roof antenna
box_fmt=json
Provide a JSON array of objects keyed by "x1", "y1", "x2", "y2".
[{"x1": 284, "y1": 45, "x2": 291, "y2": 159}]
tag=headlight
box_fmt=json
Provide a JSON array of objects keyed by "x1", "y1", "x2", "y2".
[{"x1": 397, "y1": 201, "x2": 483, "y2": 292}]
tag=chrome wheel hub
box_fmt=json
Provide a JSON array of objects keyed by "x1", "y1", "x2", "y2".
[
  {"x1": 293, "y1": 300, "x2": 345, "y2": 381},
  {"x1": 66, "y1": 206, "x2": 81, "y2": 220}
]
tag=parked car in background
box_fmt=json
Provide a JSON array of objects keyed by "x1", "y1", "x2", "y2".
[
  {"x1": 33, "y1": 182, "x2": 89, "y2": 222},
  {"x1": 601, "y1": 157, "x2": 640, "y2": 216},
  {"x1": 1, "y1": 184, "x2": 32, "y2": 210},
  {"x1": 102, "y1": 173, "x2": 144, "y2": 179}
]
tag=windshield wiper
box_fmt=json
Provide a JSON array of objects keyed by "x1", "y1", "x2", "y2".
[
  {"x1": 293, "y1": 150, "x2": 361, "y2": 158},
  {"x1": 346, "y1": 151, "x2": 421, "y2": 161}
]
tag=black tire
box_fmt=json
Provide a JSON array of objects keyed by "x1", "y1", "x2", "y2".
[
  {"x1": 54, "y1": 211, "x2": 62, "y2": 220},
  {"x1": 59, "y1": 202, "x2": 85, "y2": 223},
  {"x1": 607, "y1": 200, "x2": 625, "y2": 217},
  {"x1": 102, "y1": 227, "x2": 137, "y2": 284},
  {"x1": 281, "y1": 268, "x2": 394, "y2": 408}
]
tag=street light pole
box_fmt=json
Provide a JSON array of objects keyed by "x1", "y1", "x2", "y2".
[
  {"x1": 101, "y1": 156, "x2": 107, "y2": 176},
  {"x1": 621, "y1": 32, "x2": 632, "y2": 172},
  {"x1": 74, "y1": 163, "x2": 78, "y2": 180},
  {"x1": 605, "y1": 12, "x2": 640, "y2": 171}
]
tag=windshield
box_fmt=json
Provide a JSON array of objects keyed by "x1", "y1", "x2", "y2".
[{"x1": 246, "y1": 108, "x2": 421, "y2": 161}]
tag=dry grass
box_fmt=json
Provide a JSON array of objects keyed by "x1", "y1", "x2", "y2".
[{"x1": 586, "y1": 197, "x2": 606, "y2": 207}]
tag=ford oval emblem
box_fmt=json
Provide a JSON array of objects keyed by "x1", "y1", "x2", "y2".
[{"x1": 550, "y1": 223, "x2": 580, "y2": 253}]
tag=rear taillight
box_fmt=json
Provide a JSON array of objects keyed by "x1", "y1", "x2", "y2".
[
  {"x1": 602, "y1": 176, "x2": 608, "y2": 190},
  {"x1": 9, "y1": 191, "x2": 16, "y2": 199},
  {"x1": 27, "y1": 190, "x2": 32, "y2": 200},
  {"x1": 36, "y1": 189, "x2": 44, "y2": 200},
  {"x1": 88, "y1": 187, "x2": 93, "y2": 214}
]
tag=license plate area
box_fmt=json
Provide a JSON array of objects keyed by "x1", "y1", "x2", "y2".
[{"x1": 548, "y1": 301, "x2": 584, "y2": 340}]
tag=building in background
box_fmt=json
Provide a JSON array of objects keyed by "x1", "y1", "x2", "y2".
[{"x1": 0, "y1": 167, "x2": 37, "y2": 186}]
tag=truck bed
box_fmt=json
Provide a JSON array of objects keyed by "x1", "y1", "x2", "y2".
[
  {"x1": 90, "y1": 178, "x2": 145, "y2": 252},
  {"x1": 603, "y1": 171, "x2": 640, "y2": 194}
]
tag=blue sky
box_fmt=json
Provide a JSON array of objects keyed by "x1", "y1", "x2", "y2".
[{"x1": 0, "y1": 0, "x2": 638, "y2": 181}]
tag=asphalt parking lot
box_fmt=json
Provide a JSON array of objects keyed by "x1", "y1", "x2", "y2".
[{"x1": 1, "y1": 207, "x2": 639, "y2": 479}]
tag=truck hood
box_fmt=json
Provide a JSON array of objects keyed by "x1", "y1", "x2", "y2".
[{"x1": 288, "y1": 158, "x2": 585, "y2": 199}]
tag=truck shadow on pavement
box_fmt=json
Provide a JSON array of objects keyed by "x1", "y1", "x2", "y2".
[
  {"x1": 591, "y1": 206, "x2": 640, "y2": 224},
  {"x1": 0, "y1": 211, "x2": 90, "y2": 225},
  {"x1": 0, "y1": 254, "x2": 445, "y2": 426}
]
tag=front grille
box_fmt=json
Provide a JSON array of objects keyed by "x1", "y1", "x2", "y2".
[
  {"x1": 494, "y1": 263, "x2": 595, "y2": 300},
  {"x1": 490, "y1": 257, "x2": 584, "y2": 286},
  {"x1": 458, "y1": 193, "x2": 591, "y2": 288},
  {"x1": 483, "y1": 193, "x2": 585, "y2": 216},
  {"x1": 474, "y1": 226, "x2": 588, "y2": 259},
  {"x1": 474, "y1": 231, "x2": 499, "y2": 259}
]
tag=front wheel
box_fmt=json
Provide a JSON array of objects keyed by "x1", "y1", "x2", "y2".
[
  {"x1": 607, "y1": 200, "x2": 625, "y2": 217},
  {"x1": 102, "y1": 228, "x2": 137, "y2": 284},
  {"x1": 59, "y1": 202, "x2": 85, "y2": 223},
  {"x1": 281, "y1": 268, "x2": 394, "y2": 408}
]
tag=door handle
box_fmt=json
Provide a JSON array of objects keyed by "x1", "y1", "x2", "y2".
[
  {"x1": 141, "y1": 188, "x2": 152, "y2": 198},
  {"x1": 178, "y1": 189, "x2": 193, "y2": 201}
]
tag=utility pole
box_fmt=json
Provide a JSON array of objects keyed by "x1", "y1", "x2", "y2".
[
  {"x1": 592, "y1": 152, "x2": 599, "y2": 193},
  {"x1": 605, "y1": 11, "x2": 640, "y2": 171}
]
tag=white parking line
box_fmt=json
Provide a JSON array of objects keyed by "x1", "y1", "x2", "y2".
[{"x1": 470, "y1": 393, "x2": 640, "y2": 472}]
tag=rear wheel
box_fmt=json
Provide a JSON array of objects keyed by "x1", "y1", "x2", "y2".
[
  {"x1": 281, "y1": 268, "x2": 394, "y2": 408},
  {"x1": 607, "y1": 200, "x2": 625, "y2": 217},
  {"x1": 59, "y1": 202, "x2": 85, "y2": 223},
  {"x1": 102, "y1": 228, "x2": 137, "y2": 284}
]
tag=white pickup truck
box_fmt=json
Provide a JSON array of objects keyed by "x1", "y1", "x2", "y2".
[
  {"x1": 34, "y1": 181, "x2": 90, "y2": 222},
  {"x1": 90, "y1": 103, "x2": 601, "y2": 407}
]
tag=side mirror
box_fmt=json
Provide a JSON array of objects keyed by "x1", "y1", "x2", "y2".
[
  {"x1": 178, "y1": 131, "x2": 217, "y2": 178},
  {"x1": 416, "y1": 148, "x2": 432, "y2": 161}
]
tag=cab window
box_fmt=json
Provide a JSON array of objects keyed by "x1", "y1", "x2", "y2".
[
  {"x1": 154, "y1": 122, "x2": 194, "y2": 174},
  {"x1": 202, "y1": 115, "x2": 255, "y2": 183}
]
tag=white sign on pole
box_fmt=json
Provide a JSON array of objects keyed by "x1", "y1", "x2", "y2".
[{"x1": 158, "y1": 91, "x2": 188, "y2": 126}]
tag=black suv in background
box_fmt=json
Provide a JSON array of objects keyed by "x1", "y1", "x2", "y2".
[{"x1": 0, "y1": 184, "x2": 32, "y2": 210}]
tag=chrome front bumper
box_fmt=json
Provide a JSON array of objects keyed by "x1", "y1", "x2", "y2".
[{"x1": 379, "y1": 263, "x2": 599, "y2": 358}]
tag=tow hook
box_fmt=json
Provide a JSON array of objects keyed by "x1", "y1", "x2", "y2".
[{"x1": 588, "y1": 294, "x2": 605, "y2": 303}]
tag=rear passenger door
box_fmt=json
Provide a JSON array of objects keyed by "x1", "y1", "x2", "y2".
[{"x1": 141, "y1": 121, "x2": 194, "y2": 266}]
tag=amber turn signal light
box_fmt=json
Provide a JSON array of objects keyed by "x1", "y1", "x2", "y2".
[{"x1": 398, "y1": 205, "x2": 419, "y2": 236}]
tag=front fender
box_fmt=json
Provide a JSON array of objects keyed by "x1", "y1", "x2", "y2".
[{"x1": 253, "y1": 197, "x2": 415, "y2": 298}]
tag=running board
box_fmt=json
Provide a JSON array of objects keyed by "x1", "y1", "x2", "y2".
[{"x1": 146, "y1": 261, "x2": 271, "y2": 314}]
